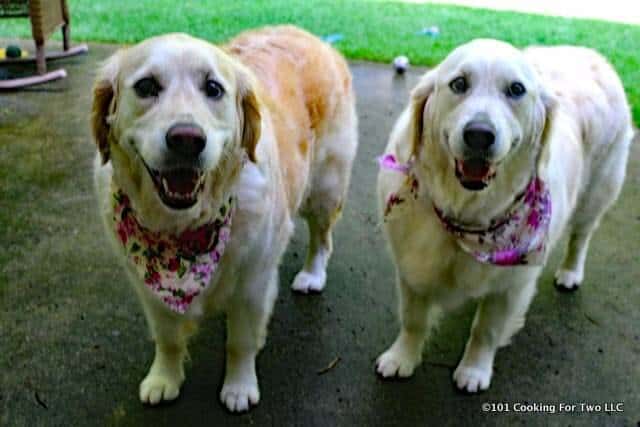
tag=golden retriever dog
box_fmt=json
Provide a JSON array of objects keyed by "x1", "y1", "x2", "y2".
[
  {"x1": 91, "y1": 26, "x2": 357, "y2": 412},
  {"x1": 376, "y1": 39, "x2": 632, "y2": 392}
]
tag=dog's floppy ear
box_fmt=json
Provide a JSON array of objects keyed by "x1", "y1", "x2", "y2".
[
  {"x1": 409, "y1": 69, "x2": 436, "y2": 157},
  {"x1": 235, "y1": 66, "x2": 262, "y2": 163},
  {"x1": 91, "y1": 53, "x2": 120, "y2": 164},
  {"x1": 410, "y1": 69, "x2": 436, "y2": 156},
  {"x1": 536, "y1": 85, "x2": 557, "y2": 178}
]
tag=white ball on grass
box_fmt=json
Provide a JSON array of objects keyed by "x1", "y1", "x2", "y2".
[{"x1": 393, "y1": 55, "x2": 410, "y2": 74}]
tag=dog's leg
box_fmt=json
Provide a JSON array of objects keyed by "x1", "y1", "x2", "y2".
[
  {"x1": 291, "y1": 213, "x2": 335, "y2": 294},
  {"x1": 376, "y1": 279, "x2": 438, "y2": 378},
  {"x1": 138, "y1": 295, "x2": 195, "y2": 405},
  {"x1": 220, "y1": 269, "x2": 277, "y2": 413},
  {"x1": 554, "y1": 229, "x2": 596, "y2": 291},
  {"x1": 453, "y1": 277, "x2": 537, "y2": 393},
  {"x1": 292, "y1": 104, "x2": 357, "y2": 294},
  {"x1": 555, "y1": 136, "x2": 629, "y2": 291}
]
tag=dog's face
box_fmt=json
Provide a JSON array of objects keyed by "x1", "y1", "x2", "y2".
[
  {"x1": 414, "y1": 39, "x2": 551, "y2": 191},
  {"x1": 92, "y1": 34, "x2": 260, "y2": 212}
]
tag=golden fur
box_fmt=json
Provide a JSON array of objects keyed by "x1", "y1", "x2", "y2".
[{"x1": 92, "y1": 26, "x2": 357, "y2": 412}]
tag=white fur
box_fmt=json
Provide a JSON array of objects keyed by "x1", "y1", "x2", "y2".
[{"x1": 376, "y1": 40, "x2": 632, "y2": 392}]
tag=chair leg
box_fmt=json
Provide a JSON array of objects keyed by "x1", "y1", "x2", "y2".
[
  {"x1": 62, "y1": 24, "x2": 70, "y2": 51},
  {"x1": 36, "y1": 42, "x2": 46, "y2": 75}
]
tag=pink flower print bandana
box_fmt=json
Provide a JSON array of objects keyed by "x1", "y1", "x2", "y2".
[
  {"x1": 379, "y1": 153, "x2": 552, "y2": 266},
  {"x1": 434, "y1": 177, "x2": 552, "y2": 266},
  {"x1": 111, "y1": 190, "x2": 234, "y2": 313}
]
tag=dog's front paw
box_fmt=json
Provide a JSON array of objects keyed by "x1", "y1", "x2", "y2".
[
  {"x1": 376, "y1": 346, "x2": 420, "y2": 378},
  {"x1": 554, "y1": 269, "x2": 582, "y2": 292},
  {"x1": 291, "y1": 270, "x2": 327, "y2": 294},
  {"x1": 220, "y1": 380, "x2": 260, "y2": 413},
  {"x1": 139, "y1": 373, "x2": 182, "y2": 405},
  {"x1": 453, "y1": 365, "x2": 492, "y2": 393}
]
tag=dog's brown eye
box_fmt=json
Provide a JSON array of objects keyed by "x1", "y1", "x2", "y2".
[
  {"x1": 204, "y1": 79, "x2": 225, "y2": 100},
  {"x1": 506, "y1": 82, "x2": 526, "y2": 99},
  {"x1": 449, "y1": 76, "x2": 468, "y2": 94},
  {"x1": 133, "y1": 77, "x2": 161, "y2": 98}
]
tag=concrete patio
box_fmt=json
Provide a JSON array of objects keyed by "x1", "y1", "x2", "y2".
[{"x1": 0, "y1": 43, "x2": 638, "y2": 427}]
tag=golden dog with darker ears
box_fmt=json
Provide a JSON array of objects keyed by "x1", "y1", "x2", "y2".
[{"x1": 91, "y1": 26, "x2": 357, "y2": 412}]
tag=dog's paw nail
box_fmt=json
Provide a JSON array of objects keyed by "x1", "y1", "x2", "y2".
[
  {"x1": 453, "y1": 366, "x2": 491, "y2": 393},
  {"x1": 291, "y1": 271, "x2": 326, "y2": 294},
  {"x1": 220, "y1": 382, "x2": 260, "y2": 413},
  {"x1": 554, "y1": 269, "x2": 582, "y2": 292},
  {"x1": 139, "y1": 374, "x2": 181, "y2": 405},
  {"x1": 376, "y1": 349, "x2": 417, "y2": 378}
]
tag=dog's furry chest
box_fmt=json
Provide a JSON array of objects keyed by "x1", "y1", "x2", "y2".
[
  {"x1": 95, "y1": 153, "x2": 293, "y2": 317},
  {"x1": 385, "y1": 203, "x2": 532, "y2": 305}
]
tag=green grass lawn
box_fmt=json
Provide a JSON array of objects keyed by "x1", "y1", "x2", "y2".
[{"x1": 1, "y1": 0, "x2": 639, "y2": 123}]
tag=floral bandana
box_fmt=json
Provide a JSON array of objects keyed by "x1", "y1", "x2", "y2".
[
  {"x1": 111, "y1": 190, "x2": 234, "y2": 313},
  {"x1": 378, "y1": 154, "x2": 420, "y2": 217},
  {"x1": 378, "y1": 153, "x2": 552, "y2": 266}
]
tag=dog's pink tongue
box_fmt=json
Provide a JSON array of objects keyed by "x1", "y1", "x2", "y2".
[
  {"x1": 163, "y1": 169, "x2": 199, "y2": 194},
  {"x1": 460, "y1": 159, "x2": 492, "y2": 180}
]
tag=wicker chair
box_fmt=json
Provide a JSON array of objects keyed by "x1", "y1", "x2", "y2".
[{"x1": 0, "y1": 0, "x2": 88, "y2": 89}]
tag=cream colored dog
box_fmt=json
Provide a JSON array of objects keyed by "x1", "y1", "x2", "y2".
[
  {"x1": 376, "y1": 39, "x2": 632, "y2": 392},
  {"x1": 91, "y1": 26, "x2": 357, "y2": 412}
]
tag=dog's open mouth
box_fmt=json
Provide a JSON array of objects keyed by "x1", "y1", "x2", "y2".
[
  {"x1": 146, "y1": 165, "x2": 205, "y2": 210},
  {"x1": 455, "y1": 158, "x2": 496, "y2": 191}
]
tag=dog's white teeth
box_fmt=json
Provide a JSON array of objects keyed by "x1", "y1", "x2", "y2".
[
  {"x1": 168, "y1": 190, "x2": 185, "y2": 200},
  {"x1": 159, "y1": 173, "x2": 203, "y2": 201},
  {"x1": 163, "y1": 188, "x2": 195, "y2": 200}
]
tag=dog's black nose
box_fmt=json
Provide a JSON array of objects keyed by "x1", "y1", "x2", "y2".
[
  {"x1": 166, "y1": 123, "x2": 206, "y2": 157},
  {"x1": 463, "y1": 122, "x2": 495, "y2": 151}
]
